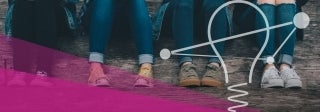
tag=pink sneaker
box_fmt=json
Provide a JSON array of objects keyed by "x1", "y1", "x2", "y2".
[
  {"x1": 88, "y1": 75, "x2": 111, "y2": 87},
  {"x1": 133, "y1": 64, "x2": 154, "y2": 87},
  {"x1": 88, "y1": 63, "x2": 111, "y2": 87},
  {"x1": 133, "y1": 76, "x2": 154, "y2": 87}
]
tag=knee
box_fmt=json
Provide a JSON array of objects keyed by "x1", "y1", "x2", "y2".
[
  {"x1": 257, "y1": 0, "x2": 276, "y2": 5},
  {"x1": 275, "y1": 0, "x2": 295, "y2": 5}
]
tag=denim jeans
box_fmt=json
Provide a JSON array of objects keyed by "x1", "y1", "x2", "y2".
[
  {"x1": 203, "y1": 0, "x2": 227, "y2": 64},
  {"x1": 256, "y1": 3, "x2": 297, "y2": 65},
  {"x1": 89, "y1": 0, "x2": 153, "y2": 65},
  {"x1": 167, "y1": 0, "x2": 227, "y2": 65},
  {"x1": 168, "y1": 0, "x2": 194, "y2": 65}
]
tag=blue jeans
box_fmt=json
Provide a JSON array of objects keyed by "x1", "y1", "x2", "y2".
[
  {"x1": 203, "y1": 0, "x2": 227, "y2": 64},
  {"x1": 167, "y1": 0, "x2": 227, "y2": 65},
  {"x1": 89, "y1": 0, "x2": 153, "y2": 65},
  {"x1": 256, "y1": 3, "x2": 297, "y2": 65},
  {"x1": 168, "y1": 0, "x2": 194, "y2": 65}
]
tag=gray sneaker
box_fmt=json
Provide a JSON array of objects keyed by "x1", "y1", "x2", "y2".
[
  {"x1": 201, "y1": 64, "x2": 223, "y2": 87},
  {"x1": 261, "y1": 67, "x2": 284, "y2": 88},
  {"x1": 280, "y1": 68, "x2": 302, "y2": 89},
  {"x1": 178, "y1": 63, "x2": 200, "y2": 87}
]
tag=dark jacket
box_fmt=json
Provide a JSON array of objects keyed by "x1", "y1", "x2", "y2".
[{"x1": 4, "y1": 0, "x2": 78, "y2": 36}]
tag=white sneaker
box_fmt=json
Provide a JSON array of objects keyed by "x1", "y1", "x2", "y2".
[
  {"x1": 280, "y1": 68, "x2": 302, "y2": 89},
  {"x1": 30, "y1": 71, "x2": 53, "y2": 87},
  {"x1": 7, "y1": 72, "x2": 27, "y2": 86},
  {"x1": 261, "y1": 67, "x2": 284, "y2": 88}
]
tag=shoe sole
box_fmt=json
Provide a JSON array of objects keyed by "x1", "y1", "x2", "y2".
[
  {"x1": 285, "y1": 80, "x2": 302, "y2": 89},
  {"x1": 179, "y1": 79, "x2": 201, "y2": 87},
  {"x1": 88, "y1": 83, "x2": 111, "y2": 87},
  {"x1": 201, "y1": 78, "x2": 223, "y2": 87},
  {"x1": 88, "y1": 81, "x2": 111, "y2": 87},
  {"x1": 133, "y1": 79, "x2": 154, "y2": 88},
  {"x1": 261, "y1": 80, "x2": 284, "y2": 88}
]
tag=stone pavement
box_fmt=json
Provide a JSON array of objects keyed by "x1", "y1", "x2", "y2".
[{"x1": 0, "y1": 0, "x2": 319, "y2": 112}]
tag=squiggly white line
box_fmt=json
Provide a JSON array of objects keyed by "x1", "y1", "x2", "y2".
[{"x1": 227, "y1": 83, "x2": 249, "y2": 112}]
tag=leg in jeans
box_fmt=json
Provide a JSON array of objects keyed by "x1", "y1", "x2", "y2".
[
  {"x1": 170, "y1": 0, "x2": 194, "y2": 66},
  {"x1": 169, "y1": 0, "x2": 200, "y2": 87},
  {"x1": 127, "y1": 0, "x2": 154, "y2": 87},
  {"x1": 203, "y1": 0, "x2": 227, "y2": 66},
  {"x1": 276, "y1": 0, "x2": 302, "y2": 88},
  {"x1": 257, "y1": 0, "x2": 286, "y2": 88},
  {"x1": 256, "y1": 0, "x2": 276, "y2": 65},
  {"x1": 89, "y1": 0, "x2": 115, "y2": 63},
  {"x1": 276, "y1": 1, "x2": 296, "y2": 67},
  {"x1": 127, "y1": 0, "x2": 154, "y2": 65},
  {"x1": 167, "y1": 0, "x2": 200, "y2": 87},
  {"x1": 201, "y1": 0, "x2": 227, "y2": 87},
  {"x1": 88, "y1": 0, "x2": 115, "y2": 86}
]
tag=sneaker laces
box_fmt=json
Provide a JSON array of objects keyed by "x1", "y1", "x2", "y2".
[
  {"x1": 204, "y1": 64, "x2": 220, "y2": 78},
  {"x1": 280, "y1": 68, "x2": 300, "y2": 80},
  {"x1": 182, "y1": 64, "x2": 197, "y2": 77}
]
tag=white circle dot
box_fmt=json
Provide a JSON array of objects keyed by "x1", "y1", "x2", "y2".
[
  {"x1": 293, "y1": 12, "x2": 310, "y2": 29},
  {"x1": 266, "y1": 57, "x2": 275, "y2": 64},
  {"x1": 160, "y1": 49, "x2": 171, "y2": 60}
]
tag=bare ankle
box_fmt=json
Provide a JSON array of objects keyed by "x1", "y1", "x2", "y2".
[
  {"x1": 208, "y1": 62, "x2": 220, "y2": 67},
  {"x1": 279, "y1": 64, "x2": 291, "y2": 71},
  {"x1": 141, "y1": 63, "x2": 152, "y2": 68},
  {"x1": 264, "y1": 64, "x2": 276, "y2": 71},
  {"x1": 182, "y1": 62, "x2": 192, "y2": 66},
  {"x1": 90, "y1": 62, "x2": 103, "y2": 71},
  {"x1": 90, "y1": 62, "x2": 102, "y2": 66}
]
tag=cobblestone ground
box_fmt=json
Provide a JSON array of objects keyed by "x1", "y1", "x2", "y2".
[{"x1": 0, "y1": 0, "x2": 319, "y2": 112}]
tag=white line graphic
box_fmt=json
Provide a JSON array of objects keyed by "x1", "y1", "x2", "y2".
[
  {"x1": 171, "y1": 22, "x2": 291, "y2": 54},
  {"x1": 227, "y1": 83, "x2": 249, "y2": 112},
  {"x1": 159, "y1": 0, "x2": 310, "y2": 111},
  {"x1": 172, "y1": 53, "x2": 219, "y2": 58},
  {"x1": 273, "y1": 28, "x2": 297, "y2": 57}
]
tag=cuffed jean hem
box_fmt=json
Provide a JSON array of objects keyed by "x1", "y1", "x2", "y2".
[
  {"x1": 179, "y1": 57, "x2": 193, "y2": 66},
  {"x1": 89, "y1": 52, "x2": 104, "y2": 63},
  {"x1": 278, "y1": 54, "x2": 293, "y2": 65},
  {"x1": 139, "y1": 54, "x2": 153, "y2": 65},
  {"x1": 208, "y1": 58, "x2": 221, "y2": 64}
]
